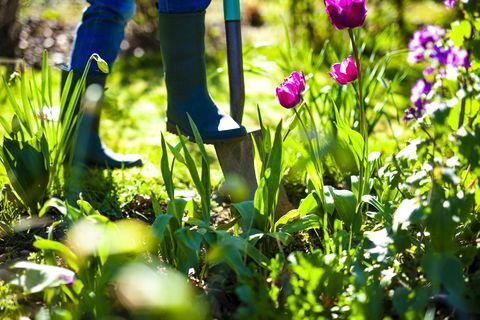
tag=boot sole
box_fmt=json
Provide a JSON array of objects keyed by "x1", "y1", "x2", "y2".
[{"x1": 166, "y1": 121, "x2": 246, "y2": 145}]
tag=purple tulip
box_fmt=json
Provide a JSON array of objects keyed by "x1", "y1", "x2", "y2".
[
  {"x1": 324, "y1": 0, "x2": 368, "y2": 30},
  {"x1": 444, "y1": 0, "x2": 456, "y2": 9},
  {"x1": 276, "y1": 71, "x2": 306, "y2": 109},
  {"x1": 328, "y1": 55, "x2": 358, "y2": 85}
]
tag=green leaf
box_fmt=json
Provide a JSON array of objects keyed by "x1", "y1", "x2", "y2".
[
  {"x1": 160, "y1": 133, "x2": 175, "y2": 201},
  {"x1": 232, "y1": 200, "x2": 262, "y2": 232},
  {"x1": 174, "y1": 228, "x2": 203, "y2": 274},
  {"x1": 362, "y1": 195, "x2": 393, "y2": 225},
  {"x1": 167, "y1": 198, "x2": 188, "y2": 224},
  {"x1": 38, "y1": 198, "x2": 68, "y2": 217},
  {"x1": 274, "y1": 209, "x2": 300, "y2": 230},
  {"x1": 151, "y1": 214, "x2": 174, "y2": 242},
  {"x1": 1, "y1": 137, "x2": 49, "y2": 211},
  {"x1": 221, "y1": 234, "x2": 269, "y2": 267},
  {"x1": 449, "y1": 20, "x2": 472, "y2": 47},
  {"x1": 10, "y1": 261, "x2": 75, "y2": 294},
  {"x1": 208, "y1": 243, "x2": 252, "y2": 278},
  {"x1": 392, "y1": 198, "x2": 421, "y2": 232},
  {"x1": 77, "y1": 199, "x2": 101, "y2": 216},
  {"x1": 253, "y1": 121, "x2": 284, "y2": 231},
  {"x1": 33, "y1": 238, "x2": 79, "y2": 272},
  {"x1": 280, "y1": 214, "x2": 321, "y2": 234},
  {"x1": 297, "y1": 192, "x2": 319, "y2": 216},
  {"x1": 422, "y1": 252, "x2": 467, "y2": 310},
  {"x1": 325, "y1": 186, "x2": 358, "y2": 231}
]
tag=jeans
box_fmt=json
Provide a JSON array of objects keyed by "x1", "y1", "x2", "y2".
[{"x1": 70, "y1": 0, "x2": 212, "y2": 74}]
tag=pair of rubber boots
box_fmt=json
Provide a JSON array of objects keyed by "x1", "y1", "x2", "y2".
[{"x1": 63, "y1": 12, "x2": 246, "y2": 169}]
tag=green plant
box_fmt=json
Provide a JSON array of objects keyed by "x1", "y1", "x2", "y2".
[
  {"x1": 0, "y1": 52, "x2": 108, "y2": 213},
  {"x1": 155, "y1": 121, "x2": 269, "y2": 278},
  {"x1": 0, "y1": 281, "x2": 23, "y2": 319}
]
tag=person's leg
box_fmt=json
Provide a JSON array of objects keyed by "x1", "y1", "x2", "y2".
[
  {"x1": 157, "y1": 0, "x2": 247, "y2": 143},
  {"x1": 157, "y1": 0, "x2": 211, "y2": 13},
  {"x1": 70, "y1": 0, "x2": 135, "y2": 74},
  {"x1": 64, "y1": 0, "x2": 142, "y2": 168}
]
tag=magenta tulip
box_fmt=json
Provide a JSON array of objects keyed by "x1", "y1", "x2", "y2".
[
  {"x1": 329, "y1": 56, "x2": 358, "y2": 85},
  {"x1": 276, "y1": 71, "x2": 306, "y2": 109},
  {"x1": 324, "y1": 0, "x2": 368, "y2": 30}
]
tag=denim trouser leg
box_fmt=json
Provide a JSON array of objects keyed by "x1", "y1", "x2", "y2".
[
  {"x1": 70, "y1": 0, "x2": 212, "y2": 74},
  {"x1": 157, "y1": 0, "x2": 212, "y2": 13},
  {"x1": 70, "y1": 0, "x2": 135, "y2": 74}
]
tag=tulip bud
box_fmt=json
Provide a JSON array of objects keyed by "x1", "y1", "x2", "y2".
[
  {"x1": 328, "y1": 56, "x2": 358, "y2": 85},
  {"x1": 276, "y1": 71, "x2": 306, "y2": 109},
  {"x1": 324, "y1": 0, "x2": 368, "y2": 30}
]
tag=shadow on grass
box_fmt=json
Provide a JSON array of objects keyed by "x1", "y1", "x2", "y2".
[{"x1": 74, "y1": 168, "x2": 123, "y2": 218}]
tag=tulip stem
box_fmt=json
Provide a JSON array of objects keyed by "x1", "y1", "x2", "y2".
[
  {"x1": 293, "y1": 106, "x2": 315, "y2": 157},
  {"x1": 348, "y1": 28, "x2": 368, "y2": 210}
]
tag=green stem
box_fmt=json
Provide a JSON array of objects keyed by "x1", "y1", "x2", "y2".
[
  {"x1": 304, "y1": 102, "x2": 326, "y2": 205},
  {"x1": 293, "y1": 106, "x2": 323, "y2": 176},
  {"x1": 348, "y1": 28, "x2": 368, "y2": 207},
  {"x1": 283, "y1": 101, "x2": 306, "y2": 142},
  {"x1": 458, "y1": 80, "x2": 467, "y2": 129}
]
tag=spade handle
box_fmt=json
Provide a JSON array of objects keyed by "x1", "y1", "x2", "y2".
[{"x1": 224, "y1": 0, "x2": 245, "y2": 124}]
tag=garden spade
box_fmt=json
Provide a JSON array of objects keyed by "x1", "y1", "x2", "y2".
[
  {"x1": 215, "y1": 0, "x2": 292, "y2": 213},
  {"x1": 214, "y1": 0, "x2": 260, "y2": 201}
]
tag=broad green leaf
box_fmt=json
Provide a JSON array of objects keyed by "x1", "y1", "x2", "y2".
[
  {"x1": 174, "y1": 228, "x2": 203, "y2": 274},
  {"x1": 232, "y1": 200, "x2": 263, "y2": 232},
  {"x1": 392, "y1": 198, "x2": 421, "y2": 232},
  {"x1": 33, "y1": 238, "x2": 79, "y2": 272},
  {"x1": 38, "y1": 198, "x2": 68, "y2": 217},
  {"x1": 77, "y1": 199, "x2": 101, "y2": 216},
  {"x1": 422, "y1": 252, "x2": 467, "y2": 309},
  {"x1": 274, "y1": 209, "x2": 300, "y2": 230},
  {"x1": 222, "y1": 234, "x2": 269, "y2": 267},
  {"x1": 280, "y1": 214, "x2": 321, "y2": 234},
  {"x1": 2, "y1": 137, "x2": 49, "y2": 211},
  {"x1": 325, "y1": 186, "x2": 358, "y2": 231},
  {"x1": 297, "y1": 192, "x2": 319, "y2": 216},
  {"x1": 449, "y1": 20, "x2": 472, "y2": 47},
  {"x1": 167, "y1": 198, "x2": 188, "y2": 224},
  {"x1": 151, "y1": 214, "x2": 174, "y2": 242},
  {"x1": 10, "y1": 261, "x2": 75, "y2": 294}
]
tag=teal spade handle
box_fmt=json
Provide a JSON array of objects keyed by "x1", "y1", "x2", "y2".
[
  {"x1": 224, "y1": 0, "x2": 244, "y2": 123},
  {"x1": 224, "y1": 0, "x2": 241, "y2": 21}
]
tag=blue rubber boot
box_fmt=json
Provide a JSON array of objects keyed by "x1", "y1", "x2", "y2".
[
  {"x1": 158, "y1": 11, "x2": 247, "y2": 143},
  {"x1": 61, "y1": 70, "x2": 143, "y2": 169}
]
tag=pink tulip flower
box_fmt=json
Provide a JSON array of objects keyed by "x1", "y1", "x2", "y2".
[
  {"x1": 276, "y1": 71, "x2": 306, "y2": 109},
  {"x1": 328, "y1": 56, "x2": 358, "y2": 85},
  {"x1": 324, "y1": 0, "x2": 368, "y2": 30}
]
